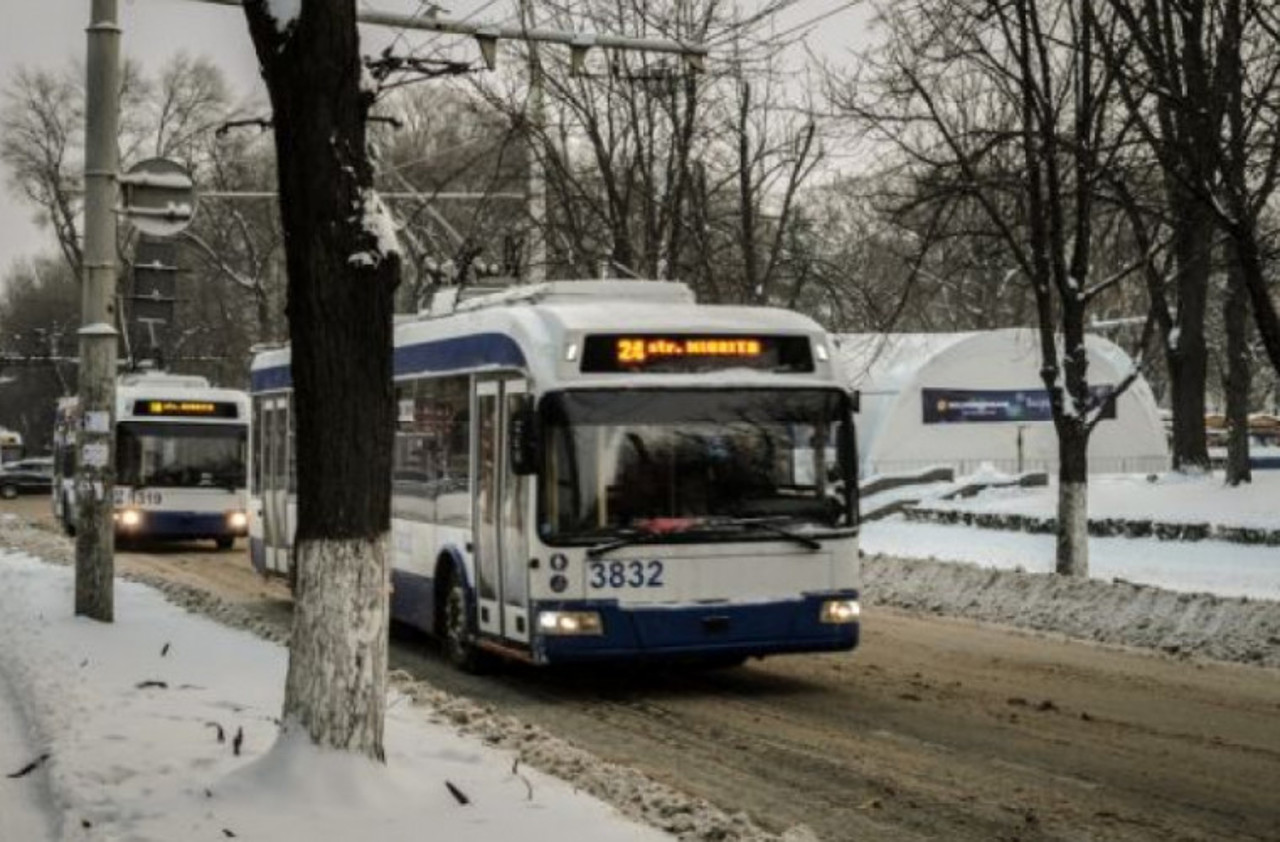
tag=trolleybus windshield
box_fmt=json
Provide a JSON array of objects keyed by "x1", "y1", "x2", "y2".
[
  {"x1": 540, "y1": 389, "x2": 854, "y2": 543},
  {"x1": 116, "y1": 422, "x2": 247, "y2": 489}
]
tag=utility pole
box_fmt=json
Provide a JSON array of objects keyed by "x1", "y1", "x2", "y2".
[
  {"x1": 77, "y1": 0, "x2": 122, "y2": 622},
  {"x1": 521, "y1": 0, "x2": 547, "y2": 284}
]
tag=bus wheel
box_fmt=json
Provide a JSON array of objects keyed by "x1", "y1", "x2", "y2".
[
  {"x1": 442, "y1": 573, "x2": 486, "y2": 674},
  {"x1": 214, "y1": 537, "x2": 234, "y2": 551},
  {"x1": 0, "y1": 484, "x2": 17, "y2": 500}
]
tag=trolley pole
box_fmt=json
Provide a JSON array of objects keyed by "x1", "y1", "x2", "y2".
[{"x1": 76, "y1": 0, "x2": 122, "y2": 621}]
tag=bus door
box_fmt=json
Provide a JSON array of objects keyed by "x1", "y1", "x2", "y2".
[
  {"x1": 473, "y1": 377, "x2": 531, "y2": 644},
  {"x1": 258, "y1": 396, "x2": 291, "y2": 575}
]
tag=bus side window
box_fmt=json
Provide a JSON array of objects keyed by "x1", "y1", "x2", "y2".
[{"x1": 438, "y1": 376, "x2": 470, "y2": 527}]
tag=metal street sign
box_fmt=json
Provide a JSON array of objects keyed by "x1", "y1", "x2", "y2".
[{"x1": 118, "y1": 158, "x2": 197, "y2": 238}]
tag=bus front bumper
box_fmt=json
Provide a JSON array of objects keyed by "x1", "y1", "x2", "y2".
[
  {"x1": 114, "y1": 509, "x2": 249, "y2": 540},
  {"x1": 530, "y1": 591, "x2": 860, "y2": 665}
]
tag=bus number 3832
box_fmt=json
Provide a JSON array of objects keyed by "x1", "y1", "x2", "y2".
[{"x1": 587, "y1": 560, "x2": 665, "y2": 589}]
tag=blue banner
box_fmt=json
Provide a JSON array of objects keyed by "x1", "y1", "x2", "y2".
[{"x1": 921, "y1": 387, "x2": 1116, "y2": 424}]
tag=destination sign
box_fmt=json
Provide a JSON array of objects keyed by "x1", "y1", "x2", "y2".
[
  {"x1": 581, "y1": 334, "x2": 813, "y2": 373},
  {"x1": 132, "y1": 400, "x2": 240, "y2": 419}
]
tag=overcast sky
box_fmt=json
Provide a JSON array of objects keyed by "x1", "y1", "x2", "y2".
[{"x1": 0, "y1": 0, "x2": 870, "y2": 288}]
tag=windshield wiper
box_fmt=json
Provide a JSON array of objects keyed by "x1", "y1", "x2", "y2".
[
  {"x1": 585, "y1": 530, "x2": 668, "y2": 559},
  {"x1": 705, "y1": 516, "x2": 822, "y2": 551},
  {"x1": 585, "y1": 516, "x2": 823, "y2": 557}
]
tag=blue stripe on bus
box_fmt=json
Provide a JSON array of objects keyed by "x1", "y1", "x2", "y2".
[
  {"x1": 250, "y1": 333, "x2": 527, "y2": 393},
  {"x1": 393, "y1": 332, "x2": 526, "y2": 377},
  {"x1": 250, "y1": 365, "x2": 293, "y2": 393},
  {"x1": 391, "y1": 568, "x2": 438, "y2": 632}
]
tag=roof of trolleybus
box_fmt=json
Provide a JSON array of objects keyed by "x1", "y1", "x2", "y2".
[
  {"x1": 114, "y1": 372, "x2": 251, "y2": 423},
  {"x1": 249, "y1": 281, "x2": 845, "y2": 391}
]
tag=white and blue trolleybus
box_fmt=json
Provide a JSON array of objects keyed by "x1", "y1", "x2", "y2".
[
  {"x1": 53, "y1": 370, "x2": 251, "y2": 549},
  {"x1": 248, "y1": 281, "x2": 861, "y2": 668}
]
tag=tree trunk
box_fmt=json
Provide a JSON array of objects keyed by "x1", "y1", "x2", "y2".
[
  {"x1": 242, "y1": 0, "x2": 397, "y2": 761},
  {"x1": 1055, "y1": 416, "x2": 1090, "y2": 578},
  {"x1": 1165, "y1": 204, "x2": 1212, "y2": 472},
  {"x1": 1230, "y1": 224, "x2": 1280, "y2": 382},
  {"x1": 1222, "y1": 250, "x2": 1252, "y2": 486}
]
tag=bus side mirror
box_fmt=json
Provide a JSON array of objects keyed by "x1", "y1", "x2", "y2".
[{"x1": 509, "y1": 400, "x2": 540, "y2": 476}]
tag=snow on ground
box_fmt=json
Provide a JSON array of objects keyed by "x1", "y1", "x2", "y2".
[
  {"x1": 0, "y1": 666, "x2": 54, "y2": 842},
  {"x1": 922, "y1": 471, "x2": 1280, "y2": 530},
  {"x1": 861, "y1": 553, "x2": 1280, "y2": 668},
  {"x1": 862, "y1": 520, "x2": 1280, "y2": 600},
  {"x1": 860, "y1": 470, "x2": 1280, "y2": 600},
  {"x1": 0, "y1": 549, "x2": 674, "y2": 842},
  {"x1": 857, "y1": 469, "x2": 1280, "y2": 666},
  {"x1": 0, "y1": 519, "x2": 805, "y2": 842}
]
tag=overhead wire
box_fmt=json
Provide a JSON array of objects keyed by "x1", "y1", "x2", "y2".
[{"x1": 707, "y1": 0, "x2": 862, "y2": 54}]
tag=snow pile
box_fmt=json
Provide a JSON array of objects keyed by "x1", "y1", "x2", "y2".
[
  {"x1": 0, "y1": 521, "x2": 801, "y2": 842},
  {"x1": 862, "y1": 553, "x2": 1280, "y2": 668}
]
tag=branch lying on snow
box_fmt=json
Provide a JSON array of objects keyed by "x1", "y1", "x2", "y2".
[
  {"x1": 7, "y1": 752, "x2": 50, "y2": 778},
  {"x1": 445, "y1": 780, "x2": 470, "y2": 805},
  {"x1": 512, "y1": 757, "x2": 533, "y2": 800}
]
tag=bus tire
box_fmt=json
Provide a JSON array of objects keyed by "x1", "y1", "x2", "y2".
[
  {"x1": 0, "y1": 484, "x2": 17, "y2": 500},
  {"x1": 214, "y1": 537, "x2": 234, "y2": 551},
  {"x1": 440, "y1": 570, "x2": 487, "y2": 674}
]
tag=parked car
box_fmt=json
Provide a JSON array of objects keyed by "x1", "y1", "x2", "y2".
[{"x1": 0, "y1": 457, "x2": 55, "y2": 499}]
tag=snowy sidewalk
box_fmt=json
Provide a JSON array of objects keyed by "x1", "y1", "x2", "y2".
[
  {"x1": 0, "y1": 669, "x2": 55, "y2": 842},
  {"x1": 0, "y1": 548, "x2": 672, "y2": 842}
]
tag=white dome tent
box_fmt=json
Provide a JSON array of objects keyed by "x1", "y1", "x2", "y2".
[{"x1": 835, "y1": 329, "x2": 1169, "y2": 478}]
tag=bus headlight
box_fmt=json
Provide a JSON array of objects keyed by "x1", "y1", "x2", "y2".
[
  {"x1": 820, "y1": 599, "x2": 860, "y2": 624},
  {"x1": 537, "y1": 610, "x2": 603, "y2": 636},
  {"x1": 118, "y1": 509, "x2": 143, "y2": 529},
  {"x1": 227, "y1": 511, "x2": 249, "y2": 530}
]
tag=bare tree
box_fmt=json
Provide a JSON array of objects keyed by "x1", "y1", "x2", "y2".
[
  {"x1": 0, "y1": 257, "x2": 79, "y2": 449},
  {"x1": 836, "y1": 0, "x2": 1145, "y2": 577},
  {"x1": 241, "y1": 0, "x2": 397, "y2": 760},
  {"x1": 463, "y1": 0, "x2": 826, "y2": 302},
  {"x1": 1, "y1": 67, "x2": 87, "y2": 273},
  {"x1": 1102, "y1": 0, "x2": 1280, "y2": 480}
]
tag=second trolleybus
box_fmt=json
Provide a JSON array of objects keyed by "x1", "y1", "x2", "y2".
[
  {"x1": 249, "y1": 280, "x2": 861, "y2": 669},
  {"x1": 53, "y1": 370, "x2": 251, "y2": 549}
]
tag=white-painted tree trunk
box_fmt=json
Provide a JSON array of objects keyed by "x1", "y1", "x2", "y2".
[
  {"x1": 1055, "y1": 480, "x2": 1089, "y2": 578},
  {"x1": 283, "y1": 535, "x2": 390, "y2": 761}
]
